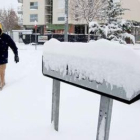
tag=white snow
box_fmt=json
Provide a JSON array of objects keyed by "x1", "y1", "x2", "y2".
[
  {"x1": 122, "y1": 32, "x2": 135, "y2": 44},
  {"x1": 43, "y1": 39, "x2": 140, "y2": 99},
  {"x1": 120, "y1": 19, "x2": 127, "y2": 26},
  {"x1": 1, "y1": 42, "x2": 140, "y2": 140},
  {"x1": 89, "y1": 21, "x2": 99, "y2": 33}
]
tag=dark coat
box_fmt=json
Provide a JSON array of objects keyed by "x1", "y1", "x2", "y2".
[{"x1": 0, "y1": 33, "x2": 18, "y2": 65}]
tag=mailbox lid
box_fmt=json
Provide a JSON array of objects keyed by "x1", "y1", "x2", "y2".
[{"x1": 43, "y1": 39, "x2": 140, "y2": 104}]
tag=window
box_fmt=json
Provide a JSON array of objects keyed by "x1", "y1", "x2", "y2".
[
  {"x1": 30, "y1": 14, "x2": 38, "y2": 22},
  {"x1": 75, "y1": 5, "x2": 79, "y2": 21},
  {"x1": 58, "y1": 13, "x2": 65, "y2": 21},
  {"x1": 58, "y1": 17, "x2": 65, "y2": 21},
  {"x1": 30, "y1": 2, "x2": 38, "y2": 9}
]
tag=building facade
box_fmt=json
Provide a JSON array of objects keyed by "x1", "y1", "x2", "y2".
[
  {"x1": 52, "y1": 0, "x2": 87, "y2": 34},
  {"x1": 17, "y1": 0, "x2": 140, "y2": 35},
  {"x1": 121, "y1": 0, "x2": 140, "y2": 22},
  {"x1": 17, "y1": 0, "x2": 88, "y2": 34},
  {"x1": 18, "y1": 0, "x2": 53, "y2": 34}
]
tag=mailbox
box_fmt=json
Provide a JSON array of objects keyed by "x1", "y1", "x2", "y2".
[{"x1": 42, "y1": 39, "x2": 140, "y2": 140}]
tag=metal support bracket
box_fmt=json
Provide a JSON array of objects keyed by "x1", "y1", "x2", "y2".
[
  {"x1": 96, "y1": 96, "x2": 113, "y2": 140},
  {"x1": 51, "y1": 79, "x2": 61, "y2": 131}
]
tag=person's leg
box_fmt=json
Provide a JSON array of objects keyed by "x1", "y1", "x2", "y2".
[
  {"x1": 0, "y1": 65, "x2": 3, "y2": 88},
  {"x1": 0, "y1": 64, "x2": 6, "y2": 89}
]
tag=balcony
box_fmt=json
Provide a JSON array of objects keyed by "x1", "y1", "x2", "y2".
[
  {"x1": 45, "y1": 0, "x2": 52, "y2": 6},
  {"x1": 45, "y1": 6, "x2": 52, "y2": 15},
  {"x1": 18, "y1": 18, "x2": 23, "y2": 26},
  {"x1": 18, "y1": 20, "x2": 23, "y2": 26},
  {"x1": 18, "y1": 0, "x2": 23, "y2": 3},
  {"x1": 45, "y1": 15, "x2": 52, "y2": 24},
  {"x1": 17, "y1": 6, "x2": 23, "y2": 14}
]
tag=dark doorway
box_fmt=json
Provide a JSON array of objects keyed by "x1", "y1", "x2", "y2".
[{"x1": 75, "y1": 25, "x2": 85, "y2": 34}]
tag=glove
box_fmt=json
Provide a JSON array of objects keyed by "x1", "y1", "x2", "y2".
[{"x1": 15, "y1": 55, "x2": 19, "y2": 63}]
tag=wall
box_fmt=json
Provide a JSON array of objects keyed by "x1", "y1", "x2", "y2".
[
  {"x1": 53, "y1": 0, "x2": 87, "y2": 25},
  {"x1": 23, "y1": 0, "x2": 45, "y2": 26},
  {"x1": 121, "y1": 0, "x2": 140, "y2": 22}
]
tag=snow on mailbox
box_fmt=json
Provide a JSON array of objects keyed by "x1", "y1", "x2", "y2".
[
  {"x1": 42, "y1": 38, "x2": 140, "y2": 140},
  {"x1": 43, "y1": 38, "x2": 140, "y2": 103}
]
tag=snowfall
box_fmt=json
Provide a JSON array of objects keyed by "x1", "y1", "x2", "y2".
[{"x1": 0, "y1": 39, "x2": 140, "y2": 140}]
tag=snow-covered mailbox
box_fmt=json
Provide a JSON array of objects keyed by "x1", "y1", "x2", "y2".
[{"x1": 42, "y1": 39, "x2": 140, "y2": 140}]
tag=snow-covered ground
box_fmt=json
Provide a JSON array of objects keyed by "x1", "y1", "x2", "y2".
[{"x1": 0, "y1": 42, "x2": 140, "y2": 140}]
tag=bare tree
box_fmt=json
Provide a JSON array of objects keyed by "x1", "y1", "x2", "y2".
[
  {"x1": 0, "y1": 8, "x2": 20, "y2": 33},
  {"x1": 69, "y1": 0, "x2": 107, "y2": 41},
  {"x1": 0, "y1": 9, "x2": 5, "y2": 24}
]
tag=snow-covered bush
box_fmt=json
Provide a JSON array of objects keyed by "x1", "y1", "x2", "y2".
[
  {"x1": 89, "y1": 22, "x2": 100, "y2": 33},
  {"x1": 89, "y1": 21, "x2": 135, "y2": 44},
  {"x1": 89, "y1": 0, "x2": 136, "y2": 44}
]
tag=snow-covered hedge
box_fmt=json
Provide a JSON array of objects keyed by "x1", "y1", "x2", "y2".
[{"x1": 89, "y1": 20, "x2": 136, "y2": 44}]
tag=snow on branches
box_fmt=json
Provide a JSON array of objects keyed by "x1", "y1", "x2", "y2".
[
  {"x1": 89, "y1": 20, "x2": 136, "y2": 44},
  {"x1": 0, "y1": 8, "x2": 20, "y2": 32},
  {"x1": 89, "y1": 0, "x2": 136, "y2": 44},
  {"x1": 69, "y1": 0, "x2": 107, "y2": 41},
  {"x1": 69, "y1": 0, "x2": 107, "y2": 23},
  {"x1": 99, "y1": 0, "x2": 129, "y2": 24}
]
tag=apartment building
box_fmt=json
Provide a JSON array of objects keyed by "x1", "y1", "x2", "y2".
[
  {"x1": 52, "y1": 0, "x2": 87, "y2": 34},
  {"x1": 17, "y1": 0, "x2": 88, "y2": 34},
  {"x1": 17, "y1": 4, "x2": 23, "y2": 26},
  {"x1": 17, "y1": 0, "x2": 140, "y2": 35},
  {"x1": 18, "y1": 0, "x2": 53, "y2": 34}
]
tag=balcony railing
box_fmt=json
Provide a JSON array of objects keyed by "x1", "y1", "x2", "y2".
[
  {"x1": 18, "y1": 19, "x2": 23, "y2": 25},
  {"x1": 45, "y1": 6, "x2": 52, "y2": 15},
  {"x1": 17, "y1": 6, "x2": 23, "y2": 14},
  {"x1": 45, "y1": 0, "x2": 52, "y2": 6}
]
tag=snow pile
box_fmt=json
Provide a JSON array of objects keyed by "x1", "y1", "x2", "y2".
[{"x1": 43, "y1": 39, "x2": 140, "y2": 99}]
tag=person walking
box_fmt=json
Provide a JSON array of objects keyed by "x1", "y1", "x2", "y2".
[{"x1": 0, "y1": 23, "x2": 19, "y2": 90}]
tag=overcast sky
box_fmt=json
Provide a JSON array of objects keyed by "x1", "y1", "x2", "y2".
[{"x1": 0, "y1": 0, "x2": 18, "y2": 11}]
